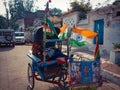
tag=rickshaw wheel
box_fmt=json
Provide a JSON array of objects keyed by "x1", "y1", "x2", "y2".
[
  {"x1": 27, "y1": 64, "x2": 35, "y2": 90},
  {"x1": 59, "y1": 73, "x2": 68, "y2": 89}
]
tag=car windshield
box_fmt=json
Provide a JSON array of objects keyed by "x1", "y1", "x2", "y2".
[
  {"x1": 15, "y1": 33, "x2": 24, "y2": 36},
  {"x1": 0, "y1": 31, "x2": 2, "y2": 36},
  {"x1": 4, "y1": 32, "x2": 12, "y2": 36}
]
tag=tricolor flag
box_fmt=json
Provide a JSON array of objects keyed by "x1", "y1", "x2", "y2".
[
  {"x1": 72, "y1": 27, "x2": 97, "y2": 39},
  {"x1": 70, "y1": 26, "x2": 98, "y2": 47},
  {"x1": 46, "y1": 18, "x2": 57, "y2": 36},
  {"x1": 43, "y1": 24, "x2": 53, "y2": 36},
  {"x1": 58, "y1": 24, "x2": 68, "y2": 39},
  {"x1": 94, "y1": 36, "x2": 100, "y2": 60}
]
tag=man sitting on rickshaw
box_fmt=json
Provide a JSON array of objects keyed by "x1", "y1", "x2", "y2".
[{"x1": 32, "y1": 24, "x2": 67, "y2": 62}]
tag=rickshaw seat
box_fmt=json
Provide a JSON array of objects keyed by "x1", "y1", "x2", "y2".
[
  {"x1": 38, "y1": 60, "x2": 57, "y2": 67},
  {"x1": 27, "y1": 53, "x2": 67, "y2": 68},
  {"x1": 27, "y1": 53, "x2": 41, "y2": 63},
  {"x1": 56, "y1": 57, "x2": 67, "y2": 64}
]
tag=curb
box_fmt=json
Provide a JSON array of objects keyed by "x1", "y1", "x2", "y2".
[{"x1": 101, "y1": 69, "x2": 120, "y2": 86}]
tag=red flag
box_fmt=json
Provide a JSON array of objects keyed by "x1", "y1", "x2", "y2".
[{"x1": 94, "y1": 36, "x2": 100, "y2": 60}]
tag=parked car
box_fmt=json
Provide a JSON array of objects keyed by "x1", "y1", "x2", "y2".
[
  {"x1": 0, "y1": 29, "x2": 15, "y2": 47},
  {"x1": 15, "y1": 32, "x2": 25, "y2": 44}
]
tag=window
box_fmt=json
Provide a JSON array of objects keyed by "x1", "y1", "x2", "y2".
[
  {"x1": 15, "y1": 33, "x2": 24, "y2": 37},
  {"x1": 0, "y1": 31, "x2": 2, "y2": 36},
  {"x1": 3, "y1": 32, "x2": 12, "y2": 36},
  {"x1": 116, "y1": 11, "x2": 120, "y2": 16}
]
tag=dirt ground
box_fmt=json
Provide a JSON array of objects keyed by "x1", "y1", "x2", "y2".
[{"x1": 0, "y1": 45, "x2": 120, "y2": 90}]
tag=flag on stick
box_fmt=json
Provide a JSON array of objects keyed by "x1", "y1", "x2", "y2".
[
  {"x1": 72, "y1": 27, "x2": 97, "y2": 39},
  {"x1": 58, "y1": 24, "x2": 68, "y2": 39},
  {"x1": 70, "y1": 26, "x2": 97, "y2": 47},
  {"x1": 46, "y1": 18, "x2": 57, "y2": 35},
  {"x1": 94, "y1": 36, "x2": 100, "y2": 60}
]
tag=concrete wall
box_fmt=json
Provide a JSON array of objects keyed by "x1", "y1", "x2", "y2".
[
  {"x1": 16, "y1": 19, "x2": 25, "y2": 31},
  {"x1": 62, "y1": 11, "x2": 80, "y2": 27},
  {"x1": 77, "y1": 5, "x2": 120, "y2": 55},
  {"x1": 24, "y1": 31, "x2": 33, "y2": 43},
  {"x1": 106, "y1": 20, "x2": 120, "y2": 50}
]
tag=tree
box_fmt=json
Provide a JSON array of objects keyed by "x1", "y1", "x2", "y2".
[
  {"x1": 113, "y1": 0, "x2": 120, "y2": 6},
  {"x1": 9, "y1": 0, "x2": 25, "y2": 29},
  {"x1": 50, "y1": 8, "x2": 62, "y2": 17},
  {"x1": 70, "y1": 0, "x2": 92, "y2": 19},
  {"x1": 23, "y1": 0, "x2": 35, "y2": 12},
  {"x1": 9, "y1": 0, "x2": 25, "y2": 19},
  {"x1": 0, "y1": 16, "x2": 8, "y2": 29},
  {"x1": 8, "y1": 0, "x2": 36, "y2": 29}
]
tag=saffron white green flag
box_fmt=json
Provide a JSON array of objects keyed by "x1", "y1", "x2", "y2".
[
  {"x1": 70, "y1": 32, "x2": 87, "y2": 46},
  {"x1": 58, "y1": 24, "x2": 68, "y2": 39},
  {"x1": 70, "y1": 26, "x2": 98, "y2": 46},
  {"x1": 58, "y1": 25, "x2": 97, "y2": 47}
]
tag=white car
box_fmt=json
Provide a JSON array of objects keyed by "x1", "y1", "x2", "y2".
[
  {"x1": 0, "y1": 29, "x2": 15, "y2": 47},
  {"x1": 15, "y1": 32, "x2": 25, "y2": 44}
]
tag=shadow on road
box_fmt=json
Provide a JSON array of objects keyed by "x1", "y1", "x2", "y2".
[{"x1": 0, "y1": 45, "x2": 14, "y2": 51}]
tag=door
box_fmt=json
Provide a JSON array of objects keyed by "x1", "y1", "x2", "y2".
[{"x1": 94, "y1": 19, "x2": 104, "y2": 44}]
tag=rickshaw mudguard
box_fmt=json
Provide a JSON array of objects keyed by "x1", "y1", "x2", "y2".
[
  {"x1": 27, "y1": 53, "x2": 45, "y2": 80},
  {"x1": 27, "y1": 53, "x2": 41, "y2": 63}
]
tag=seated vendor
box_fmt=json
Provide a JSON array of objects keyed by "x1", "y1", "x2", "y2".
[{"x1": 32, "y1": 24, "x2": 66, "y2": 61}]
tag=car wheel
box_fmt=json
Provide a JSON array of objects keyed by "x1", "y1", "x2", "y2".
[
  {"x1": 5, "y1": 35, "x2": 13, "y2": 41},
  {"x1": 12, "y1": 43, "x2": 15, "y2": 47}
]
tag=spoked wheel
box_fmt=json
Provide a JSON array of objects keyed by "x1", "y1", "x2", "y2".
[
  {"x1": 27, "y1": 64, "x2": 35, "y2": 90},
  {"x1": 59, "y1": 73, "x2": 68, "y2": 90}
]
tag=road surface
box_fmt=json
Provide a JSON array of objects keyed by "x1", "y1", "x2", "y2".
[{"x1": 0, "y1": 45, "x2": 120, "y2": 90}]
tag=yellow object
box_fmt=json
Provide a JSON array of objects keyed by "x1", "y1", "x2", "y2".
[
  {"x1": 73, "y1": 27, "x2": 98, "y2": 39},
  {"x1": 71, "y1": 83, "x2": 98, "y2": 90},
  {"x1": 59, "y1": 24, "x2": 68, "y2": 34}
]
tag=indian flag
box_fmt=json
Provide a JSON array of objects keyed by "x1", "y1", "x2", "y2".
[
  {"x1": 70, "y1": 33, "x2": 87, "y2": 47},
  {"x1": 58, "y1": 24, "x2": 69, "y2": 39},
  {"x1": 46, "y1": 18, "x2": 57, "y2": 36},
  {"x1": 70, "y1": 26, "x2": 98, "y2": 47},
  {"x1": 43, "y1": 24, "x2": 53, "y2": 36}
]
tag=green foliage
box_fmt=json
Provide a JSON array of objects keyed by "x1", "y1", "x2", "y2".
[
  {"x1": 70, "y1": 0, "x2": 92, "y2": 20},
  {"x1": 8, "y1": 0, "x2": 37, "y2": 29},
  {"x1": 0, "y1": 16, "x2": 8, "y2": 29},
  {"x1": 9, "y1": 0, "x2": 25, "y2": 20},
  {"x1": 23, "y1": 0, "x2": 35, "y2": 12},
  {"x1": 50, "y1": 8, "x2": 62, "y2": 17},
  {"x1": 13, "y1": 23, "x2": 19, "y2": 30},
  {"x1": 112, "y1": 0, "x2": 120, "y2": 6},
  {"x1": 113, "y1": 43, "x2": 120, "y2": 49},
  {"x1": 9, "y1": 0, "x2": 25, "y2": 29}
]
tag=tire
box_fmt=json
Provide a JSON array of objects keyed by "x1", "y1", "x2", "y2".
[
  {"x1": 61, "y1": 74, "x2": 67, "y2": 87},
  {"x1": 27, "y1": 64, "x2": 35, "y2": 90},
  {"x1": 5, "y1": 35, "x2": 13, "y2": 41},
  {"x1": 11, "y1": 43, "x2": 15, "y2": 47}
]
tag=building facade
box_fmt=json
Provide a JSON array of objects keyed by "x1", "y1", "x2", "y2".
[
  {"x1": 62, "y1": 5, "x2": 120, "y2": 55},
  {"x1": 62, "y1": 11, "x2": 80, "y2": 28},
  {"x1": 77, "y1": 5, "x2": 120, "y2": 55}
]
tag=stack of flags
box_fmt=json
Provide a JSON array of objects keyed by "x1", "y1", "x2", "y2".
[
  {"x1": 44, "y1": 0, "x2": 100, "y2": 61},
  {"x1": 58, "y1": 25, "x2": 98, "y2": 47}
]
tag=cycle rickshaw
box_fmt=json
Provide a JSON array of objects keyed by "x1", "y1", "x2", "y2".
[{"x1": 27, "y1": 22, "x2": 102, "y2": 90}]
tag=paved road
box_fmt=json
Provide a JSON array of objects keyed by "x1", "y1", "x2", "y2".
[{"x1": 0, "y1": 45, "x2": 120, "y2": 90}]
